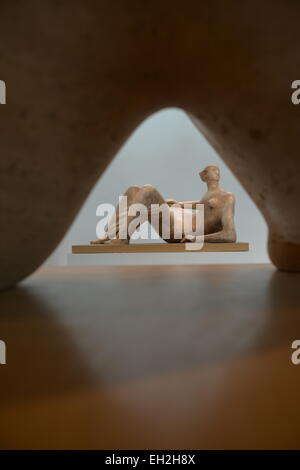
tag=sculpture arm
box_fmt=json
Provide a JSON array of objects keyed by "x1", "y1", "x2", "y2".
[{"x1": 166, "y1": 200, "x2": 202, "y2": 209}]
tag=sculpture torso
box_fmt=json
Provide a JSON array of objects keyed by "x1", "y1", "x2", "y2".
[{"x1": 201, "y1": 189, "x2": 234, "y2": 235}]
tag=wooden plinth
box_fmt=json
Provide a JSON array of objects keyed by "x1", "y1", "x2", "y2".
[{"x1": 72, "y1": 242, "x2": 249, "y2": 254}]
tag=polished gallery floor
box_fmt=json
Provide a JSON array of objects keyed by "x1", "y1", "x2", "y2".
[{"x1": 0, "y1": 264, "x2": 299, "y2": 449}]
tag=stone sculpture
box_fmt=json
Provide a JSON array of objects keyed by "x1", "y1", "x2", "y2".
[
  {"x1": 91, "y1": 166, "x2": 236, "y2": 244},
  {"x1": 1, "y1": 1, "x2": 300, "y2": 289}
]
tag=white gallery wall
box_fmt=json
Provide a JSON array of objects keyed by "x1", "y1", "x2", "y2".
[{"x1": 46, "y1": 108, "x2": 270, "y2": 266}]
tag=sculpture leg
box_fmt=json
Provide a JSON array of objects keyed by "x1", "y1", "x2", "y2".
[
  {"x1": 91, "y1": 186, "x2": 141, "y2": 244},
  {"x1": 268, "y1": 237, "x2": 300, "y2": 273},
  {"x1": 134, "y1": 186, "x2": 181, "y2": 243},
  {"x1": 92, "y1": 185, "x2": 168, "y2": 243}
]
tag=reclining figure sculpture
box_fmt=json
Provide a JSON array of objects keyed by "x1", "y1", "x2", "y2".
[{"x1": 91, "y1": 166, "x2": 236, "y2": 245}]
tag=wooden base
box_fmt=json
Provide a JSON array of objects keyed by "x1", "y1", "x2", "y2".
[{"x1": 72, "y1": 242, "x2": 249, "y2": 254}]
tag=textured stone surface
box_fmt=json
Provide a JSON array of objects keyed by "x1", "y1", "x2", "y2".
[{"x1": 1, "y1": 1, "x2": 300, "y2": 288}]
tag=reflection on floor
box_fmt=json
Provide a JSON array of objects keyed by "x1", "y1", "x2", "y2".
[{"x1": 0, "y1": 264, "x2": 299, "y2": 449}]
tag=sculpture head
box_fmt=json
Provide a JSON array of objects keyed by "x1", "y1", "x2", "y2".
[{"x1": 199, "y1": 165, "x2": 220, "y2": 183}]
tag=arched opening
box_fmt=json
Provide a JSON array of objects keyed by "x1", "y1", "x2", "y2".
[{"x1": 46, "y1": 108, "x2": 269, "y2": 266}]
